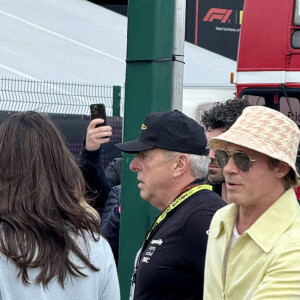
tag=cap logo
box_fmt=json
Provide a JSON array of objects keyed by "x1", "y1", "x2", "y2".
[{"x1": 141, "y1": 124, "x2": 147, "y2": 130}]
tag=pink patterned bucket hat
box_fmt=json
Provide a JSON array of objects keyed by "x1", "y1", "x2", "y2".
[{"x1": 210, "y1": 106, "x2": 300, "y2": 185}]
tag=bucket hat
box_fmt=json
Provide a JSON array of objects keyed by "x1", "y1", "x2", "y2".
[
  {"x1": 210, "y1": 106, "x2": 300, "y2": 184},
  {"x1": 116, "y1": 110, "x2": 208, "y2": 155}
]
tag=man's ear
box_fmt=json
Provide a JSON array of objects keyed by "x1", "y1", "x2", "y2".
[
  {"x1": 173, "y1": 154, "x2": 189, "y2": 178},
  {"x1": 275, "y1": 162, "x2": 290, "y2": 179}
]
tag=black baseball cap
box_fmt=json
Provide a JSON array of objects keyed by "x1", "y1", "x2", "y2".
[{"x1": 115, "y1": 110, "x2": 208, "y2": 155}]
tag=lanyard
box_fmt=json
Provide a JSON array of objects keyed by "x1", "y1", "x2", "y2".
[
  {"x1": 131, "y1": 183, "x2": 213, "y2": 292},
  {"x1": 145, "y1": 184, "x2": 212, "y2": 240}
]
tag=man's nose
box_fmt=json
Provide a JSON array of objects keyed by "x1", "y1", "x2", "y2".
[
  {"x1": 130, "y1": 156, "x2": 140, "y2": 172},
  {"x1": 223, "y1": 156, "x2": 239, "y2": 175},
  {"x1": 209, "y1": 148, "x2": 215, "y2": 160}
]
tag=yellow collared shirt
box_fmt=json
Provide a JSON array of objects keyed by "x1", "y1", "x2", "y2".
[{"x1": 204, "y1": 188, "x2": 300, "y2": 300}]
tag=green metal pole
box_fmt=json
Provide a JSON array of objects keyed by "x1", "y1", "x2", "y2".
[
  {"x1": 112, "y1": 85, "x2": 121, "y2": 117},
  {"x1": 118, "y1": 0, "x2": 176, "y2": 298}
]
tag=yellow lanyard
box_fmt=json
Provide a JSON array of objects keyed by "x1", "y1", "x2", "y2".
[{"x1": 145, "y1": 184, "x2": 212, "y2": 240}]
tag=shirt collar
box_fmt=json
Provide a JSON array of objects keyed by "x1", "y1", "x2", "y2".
[
  {"x1": 214, "y1": 204, "x2": 238, "y2": 239},
  {"x1": 178, "y1": 178, "x2": 211, "y2": 195},
  {"x1": 247, "y1": 188, "x2": 299, "y2": 253},
  {"x1": 215, "y1": 188, "x2": 299, "y2": 253}
]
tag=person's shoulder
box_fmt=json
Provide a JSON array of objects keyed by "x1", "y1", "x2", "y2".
[
  {"x1": 180, "y1": 192, "x2": 227, "y2": 224},
  {"x1": 68, "y1": 232, "x2": 115, "y2": 269},
  {"x1": 72, "y1": 231, "x2": 110, "y2": 249},
  {"x1": 110, "y1": 184, "x2": 122, "y2": 195},
  {"x1": 205, "y1": 189, "x2": 226, "y2": 202},
  {"x1": 106, "y1": 185, "x2": 122, "y2": 206},
  {"x1": 192, "y1": 189, "x2": 227, "y2": 209},
  {"x1": 109, "y1": 157, "x2": 122, "y2": 167},
  {"x1": 281, "y1": 211, "x2": 300, "y2": 242},
  {"x1": 85, "y1": 233, "x2": 116, "y2": 263},
  {"x1": 210, "y1": 203, "x2": 236, "y2": 223}
]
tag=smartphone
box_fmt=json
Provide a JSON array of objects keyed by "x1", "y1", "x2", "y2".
[{"x1": 90, "y1": 104, "x2": 107, "y2": 128}]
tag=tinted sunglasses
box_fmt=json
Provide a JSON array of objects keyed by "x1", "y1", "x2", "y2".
[{"x1": 215, "y1": 150, "x2": 257, "y2": 172}]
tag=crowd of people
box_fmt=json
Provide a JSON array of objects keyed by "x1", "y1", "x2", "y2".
[
  {"x1": 116, "y1": 110, "x2": 226, "y2": 299},
  {"x1": 0, "y1": 98, "x2": 299, "y2": 299}
]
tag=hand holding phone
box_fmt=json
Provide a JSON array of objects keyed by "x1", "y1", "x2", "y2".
[{"x1": 90, "y1": 103, "x2": 107, "y2": 127}]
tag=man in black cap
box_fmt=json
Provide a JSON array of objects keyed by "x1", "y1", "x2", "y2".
[{"x1": 116, "y1": 110, "x2": 226, "y2": 300}]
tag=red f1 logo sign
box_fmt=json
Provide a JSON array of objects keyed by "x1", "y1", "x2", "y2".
[{"x1": 203, "y1": 8, "x2": 233, "y2": 23}]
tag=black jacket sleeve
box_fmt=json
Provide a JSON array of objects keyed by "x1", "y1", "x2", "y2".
[
  {"x1": 104, "y1": 157, "x2": 122, "y2": 187},
  {"x1": 78, "y1": 146, "x2": 111, "y2": 210},
  {"x1": 101, "y1": 185, "x2": 121, "y2": 263}
]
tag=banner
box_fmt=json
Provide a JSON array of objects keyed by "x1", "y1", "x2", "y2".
[{"x1": 186, "y1": 0, "x2": 244, "y2": 60}]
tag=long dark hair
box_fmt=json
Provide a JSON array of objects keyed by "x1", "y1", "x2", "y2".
[{"x1": 0, "y1": 111, "x2": 101, "y2": 288}]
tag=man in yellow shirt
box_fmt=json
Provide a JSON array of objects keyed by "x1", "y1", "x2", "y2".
[{"x1": 203, "y1": 106, "x2": 300, "y2": 299}]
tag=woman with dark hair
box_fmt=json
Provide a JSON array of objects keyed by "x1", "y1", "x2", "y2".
[{"x1": 0, "y1": 111, "x2": 120, "y2": 299}]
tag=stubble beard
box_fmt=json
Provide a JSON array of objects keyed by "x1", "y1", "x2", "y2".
[{"x1": 208, "y1": 169, "x2": 225, "y2": 184}]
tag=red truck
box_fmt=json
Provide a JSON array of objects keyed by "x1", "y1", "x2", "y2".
[{"x1": 232, "y1": 0, "x2": 300, "y2": 198}]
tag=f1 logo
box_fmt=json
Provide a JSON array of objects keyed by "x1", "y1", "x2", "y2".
[{"x1": 203, "y1": 8, "x2": 233, "y2": 23}]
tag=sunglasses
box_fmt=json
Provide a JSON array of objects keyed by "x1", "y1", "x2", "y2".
[{"x1": 215, "y1": 150, "x2": 258, "y2": 172}]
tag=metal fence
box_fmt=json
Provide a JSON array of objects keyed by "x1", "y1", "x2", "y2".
[
  {"x1": 0, "y1": 78, "x2": 124, "y2": 167},
  {"x1": 0, "y1": 78, "x2": 123, "y2": 116}
]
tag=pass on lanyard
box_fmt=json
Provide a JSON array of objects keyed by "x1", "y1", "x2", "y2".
[{"x1": 145, "y1": 184, "x2": 212, "y2": 240}]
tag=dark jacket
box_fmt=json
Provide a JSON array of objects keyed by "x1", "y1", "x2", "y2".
[
  {"x1": 101, "y1": 185, "x2": 121, "y2": 262},
  {"x1": 132, "y1": 184, "x2": 226, "y2": 300},
  {"x1": 104, "y1": 158, "x2": 122, "y2": 187},
  {"x1": 79, "y1": 146, "x2": 122, "y2": 263},
  {"x1": 78, "y1": 146, "x2": 122, "y2": 211}
]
